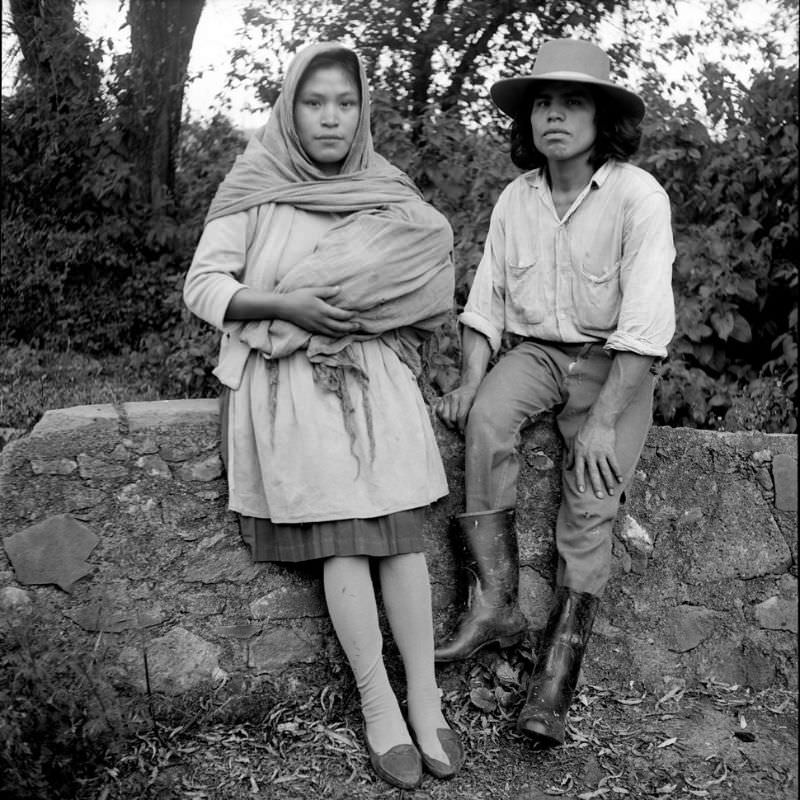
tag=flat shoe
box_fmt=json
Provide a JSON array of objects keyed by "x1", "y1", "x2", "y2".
[
  {"x1": 414, "y1": 727, "x2": 465, "y2": 780},
  {"x1": 364, "y1": 736, "x2": 422, "y2": 790}
]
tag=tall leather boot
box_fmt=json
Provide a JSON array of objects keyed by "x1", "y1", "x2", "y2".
[
  {"x1": 434, "y1": 508, "x2": 528, "y2": 662},
  {"x1": 517, "y1": 587, "x2": 599, "y2": 747}
]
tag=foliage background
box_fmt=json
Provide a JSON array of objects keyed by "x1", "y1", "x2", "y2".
[{"x1": 1, "y1": 0, "x2": 797, "y2": 434}]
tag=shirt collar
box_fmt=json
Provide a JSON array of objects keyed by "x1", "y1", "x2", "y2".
[{"x1": 524, "y1": 159, "x2": 616, "y2": 191}]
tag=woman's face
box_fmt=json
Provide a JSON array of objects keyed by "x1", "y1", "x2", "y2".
[{"x1": 294, "y1": 65, "x2": 361, "y2": 175}]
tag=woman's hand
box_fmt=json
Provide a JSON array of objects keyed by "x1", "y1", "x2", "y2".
[{"x1": 280, "y1": 286, "x2": 359, "y2": 336}]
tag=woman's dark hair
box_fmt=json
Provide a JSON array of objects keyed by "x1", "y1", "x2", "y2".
[
  {"x1": 297, "y1": 48, "x2": 362, "y2": 99},
  {"x1": 509, "y1": 84, "x2": 642, "y2": 171}
]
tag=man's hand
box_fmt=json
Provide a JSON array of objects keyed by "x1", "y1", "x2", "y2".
[
  {"x1": 568, "y1": 415, "x2": 622, "y2": 498},
  {"x1": 434, "y1": 326, "x2": 493, "y2": 434},
  {"x1": 434, "y1": 384, "x2": 481, "y2": 434},
  {"x1": 280, "y1": 286, "x2": 359, "y2": 337}
]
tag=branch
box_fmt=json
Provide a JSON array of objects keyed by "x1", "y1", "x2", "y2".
[{"x1": 441, "y1": 0, "x2": 521, "y2": 112}]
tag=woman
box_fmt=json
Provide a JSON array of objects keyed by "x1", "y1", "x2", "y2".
[{"x1": 184, "y1": 42, "x2": 463, "y2": 790}]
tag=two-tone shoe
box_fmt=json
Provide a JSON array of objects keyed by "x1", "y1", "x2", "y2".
[
  {"x1": 414, "y1": 727, "x2": 465, "y2": 780},
  {"x1": 364, "y1": 734, "x2": 422, "y2": 790}
]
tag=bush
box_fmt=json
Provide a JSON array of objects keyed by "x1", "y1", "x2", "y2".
[
  {"x1": 1, "y1": 26, "x2": 795, "y2": 432},
  {"x1": 639, "y1": 65, "x2": 798, "y2": 432},
  {"x1": 0, "y1": 620, "x2": 140, "y2": 799}
]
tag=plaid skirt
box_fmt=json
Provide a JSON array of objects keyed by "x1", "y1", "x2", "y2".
[{"x1": 220, "y1": 390, "x2": 426, "y2": 563}]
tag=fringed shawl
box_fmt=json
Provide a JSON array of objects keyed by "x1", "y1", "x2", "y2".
[{"x1": 204, "y1": 42, "x2": 454, "y2": 383}]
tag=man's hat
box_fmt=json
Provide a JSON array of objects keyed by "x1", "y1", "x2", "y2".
[{"x1": 490, "y1": 39, "x2": 645, "y2": 122}]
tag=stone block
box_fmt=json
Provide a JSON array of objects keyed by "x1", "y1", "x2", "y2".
[
  {"x1": 754, "y1": 596, "x2": 798, "y2": 633},
  {"x1": 183, "y1": 549, "x2": 259, "y2": 585},
  {"x1": 250, "y1": 580, "x2": 327, "y2": 620},
  {"x1": 3, "y1": 514, "x2": 98, "y2": 592},
  {"x1": 31, "y1": 458, "x2": 77, "y2": 475},
  {"x1": 772, "y1": 453, "x2": 798, "y2": 511},
  {"x1": 248, "y1": 626, "x2": 326, "y2": 673},
  {"x1": 30, "y1": 405, "x2": 119, "y2": 436},
  {"x1": 122, "y1": 399, "x2": 219, "y2": 431},
  {"x1": 174, "y1": 454, "x2": 224, "y2": 482},
  {"x1": 663, "y1": 605, "x2": 719, "y2": 653},
  {"x1": 119, "y1": 626, "x2": 225, "y2": 695}
]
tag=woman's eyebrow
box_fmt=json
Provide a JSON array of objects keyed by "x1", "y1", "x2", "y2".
[{"x1": 299, "y1": 89, "x2": 359, "y2": 99}]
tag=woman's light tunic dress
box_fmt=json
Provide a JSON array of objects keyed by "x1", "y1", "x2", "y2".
[{"x1": 186, "y1": 202, "x2": 448, "y2": 528}]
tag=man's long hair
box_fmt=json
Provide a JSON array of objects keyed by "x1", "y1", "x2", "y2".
[{"x1": 509, "y1": 85, "x2": 642, "y2": 172}]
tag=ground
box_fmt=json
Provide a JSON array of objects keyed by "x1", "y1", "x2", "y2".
[{"x1": 63, "y1": 666, "x2": 796, "y2": 800}]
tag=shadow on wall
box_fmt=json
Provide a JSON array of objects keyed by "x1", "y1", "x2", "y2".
[{"x1": 0, "y1": 400, "x2": 796, "y2": 697}]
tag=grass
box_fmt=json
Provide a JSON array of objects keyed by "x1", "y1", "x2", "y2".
[{"x1": 0, "y1": 343, "x2": 198, "y2": 434}]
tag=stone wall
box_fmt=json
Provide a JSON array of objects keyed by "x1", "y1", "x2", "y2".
[{"x1": 0, "y1": 400, "x2": 796, "y2": 696}]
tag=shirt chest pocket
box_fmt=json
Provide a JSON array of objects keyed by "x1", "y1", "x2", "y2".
[
  {"x1": 506, "y1": 258, "x2": 546, "y2": 324},
  {"x1": 571, "y1": 257, "x2": 622, "y2": 332}
]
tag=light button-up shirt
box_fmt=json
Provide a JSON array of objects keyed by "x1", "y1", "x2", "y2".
[{"x1": 459, "y1": 160, "x2": 676, "y2": 358}]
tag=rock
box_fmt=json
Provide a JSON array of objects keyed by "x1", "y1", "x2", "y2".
[
  {"x1": 30, "y1": 458, "x2": 77, "y2": 475},
  {"x1": 65, "y1": 601, "x2": 166, "y2": 632},
  {"x1": 77, "y1": 453, "x2": 129, "y2": 480},
  {"x1": 216, "y1": 623, "x2": 263, "y2": 639},
  {"x1": 174, "y1": 454, "x2": 223, "y2": 482},
  {"x1": 741, "y1": 637, "x2": 777, "y2": 690},
  {"x1": 754, "y1": 596, "x2": 798, "y2": 633},
  {"x1": 617, "y1": 514, "x2": 654, "y2": 573},
  {"x1": 248, "y1": 627, "x2": 326, "y2": 673},
  {"x1": 526, "y1": 450, "x2": 555, "y2": 470},
  {"x1": 110, "y1": 444, "x2": 130, "y2": 461},
  {"x1": 772, "y1": 453, "x2": 797, "y2": 511},
  {"x1": 663, "y1": 605, "x2": 718, "y2": 653},
  {"x1": 116, "y1": 482, "x2": 160, "y2": 516},
  {"x1": 2, "y1": 514, "x2": 98, "y2": 592},
  {"x1": 135, "y1": 455, "x2": 172, "y2": 479},
  {"x1": 0, "y1": 586, "x2": 32, "y2": 611},
  {"x1": 183, "y1": 549, "x2": 259, "y2": 584},
  {"x1": 63, "y1": 485, "x2": 107, "y2": 511},
  {"x1": 119, "y1": 626, "x2": 225, "y2": 695},
  {"x1": 250, "y1": 581, "x2": 327, "y2": 620},
  {"x1": 123, "y1": 435, "x2": 159, "y2": 455}
]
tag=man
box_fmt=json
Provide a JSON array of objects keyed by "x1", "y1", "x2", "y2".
[{"x1": 434, "y1": 39, "x2": 675, "y2": 747}]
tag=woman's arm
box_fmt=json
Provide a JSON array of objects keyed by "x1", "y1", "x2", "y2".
[{"x1": 225, "y1": 286, "x2": 358, "y2": 337}]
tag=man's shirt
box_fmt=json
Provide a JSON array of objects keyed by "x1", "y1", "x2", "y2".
[{"x1": 459, "y1": 160, "x2": 676, "y2": 358}]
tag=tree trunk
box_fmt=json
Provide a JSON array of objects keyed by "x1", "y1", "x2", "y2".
[
  {"x1": 8, "y1": 0, "x2": 101, "y2": 109},
  {"x1": 127, "y1": 0, "x2": 205, "y2": 211}
]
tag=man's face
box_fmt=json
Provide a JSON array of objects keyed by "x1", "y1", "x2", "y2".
[{"x1": 530, "y1": 81, "x2": 597, "y2": 165}]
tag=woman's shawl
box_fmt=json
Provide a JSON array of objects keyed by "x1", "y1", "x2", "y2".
[{"x1": 203, "y1": 42, "x2": 454, "y2": 380}]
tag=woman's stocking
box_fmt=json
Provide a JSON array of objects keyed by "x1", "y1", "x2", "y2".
[
  {"x1": 379, "y1": 552, "x2": 450, "y2": 764},
  {"x1": 323, "y1": 555, "x2": 412, "y2": 755}
]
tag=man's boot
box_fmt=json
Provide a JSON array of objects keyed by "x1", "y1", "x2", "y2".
[
  {"x1": 434, "y1": 508, "x2": 528, "y2": 662},
  {"x1": 517, "y1": 587, "x2": 599, "y2": 747}
]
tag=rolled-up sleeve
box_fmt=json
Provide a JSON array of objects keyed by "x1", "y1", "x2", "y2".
[
  {"x1": 183, "y1": 211, "x2": 252, "y2": 331},
  {"x1": 605, "y1": 189, "x2": 675, "y2": 358},
  {"x1": 458, "y1": 195, "x2": 509, "y2": 355}
]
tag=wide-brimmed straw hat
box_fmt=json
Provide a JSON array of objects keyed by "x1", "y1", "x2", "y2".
[{"x1": 490, "y1": 39, "x2": 645, "y2": 122}]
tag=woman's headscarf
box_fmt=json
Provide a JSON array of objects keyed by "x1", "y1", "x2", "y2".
[
  {"x1": 205, "y1": 41, "x2": 426, "y2": 217},
  {"x1": 203, "y1": 43, "x2": 455, "y2": 454}
]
